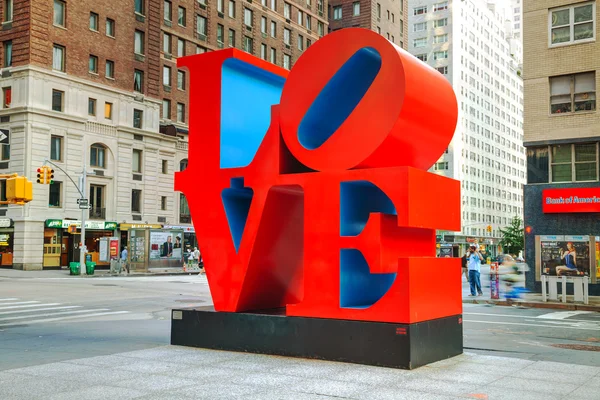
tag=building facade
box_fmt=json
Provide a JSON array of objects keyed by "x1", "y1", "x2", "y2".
[
  {"x1": 0, "y1": 0, "x2": 327, "y2": 270},
  {"x1": 408, "y1": 0, "x2": 526, "y2": 257},
  {"x1": 523, "y1": 0, "x2": 600, "y2": 294},
  {"x1": 328, "y1": 0, "x2": 407, "y2": 48}
]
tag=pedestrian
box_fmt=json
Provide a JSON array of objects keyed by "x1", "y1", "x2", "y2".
[
  {"x1": 193, "y1": 247, "x2": 204, "y2": 274},
  {"x1": 466, "y1": 244, "x2": 483, "y2": 297},
  {"x1": 121, "y1": 246, "x2": 129, "y2": 274},
  {"x1": 461, "y1": 253, "x2": 468, "y2": 281}
]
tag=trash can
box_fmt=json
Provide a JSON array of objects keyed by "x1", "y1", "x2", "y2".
[
  {"x1": 85, "y1": 261, "x2": 96, "y2": 275},
  {"x1": 69, "y1": 262, "x2": 80, "y2": 276}
]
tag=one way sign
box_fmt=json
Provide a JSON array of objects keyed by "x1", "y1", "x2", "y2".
[{"x1": 0, "y1": 129, "x2": 9, "y2": 145}]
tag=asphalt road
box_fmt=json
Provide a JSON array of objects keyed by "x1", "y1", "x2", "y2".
[{"x1": 1, "y1": 272, "x2": 599, "y2": 371}]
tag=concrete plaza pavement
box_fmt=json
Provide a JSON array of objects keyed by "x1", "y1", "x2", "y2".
[{"x1": 1, "y1": 345, "x2": 599, "y2": 400}]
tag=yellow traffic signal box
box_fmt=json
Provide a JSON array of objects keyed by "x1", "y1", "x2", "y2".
[{"x1": 6, "y1": 176, "x2": 33, "y2": 204}]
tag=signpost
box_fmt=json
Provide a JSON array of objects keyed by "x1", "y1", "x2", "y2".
[{"x1": 77, "y1": 198, "x2": 89, "y2": 209}]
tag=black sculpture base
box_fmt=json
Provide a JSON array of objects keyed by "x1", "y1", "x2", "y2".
[{"x1": 170, "y1": 306, "x2": 463, "y2": 369}]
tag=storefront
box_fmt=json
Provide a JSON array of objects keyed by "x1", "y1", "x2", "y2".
[
  {"x1": 163, "y1": 225, "x2": 196, "y2": 256},
  {"x1": 524, "y1": 184, "x2": 600, "y2": 295},
  {"x1": 43, "y1": 219, "x2": 118, "y2": 268},
  {"x1": 0, "y1": 218, "x2": 14, "y2": 268},
  {"x1": 437, "y1": 234, "x2": 500, "y2": 259},
  {"x1": 118, "y1": 224, "x2": 184, "y2": 270}
]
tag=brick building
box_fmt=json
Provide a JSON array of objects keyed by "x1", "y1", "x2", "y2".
[
  {"x1": 523, "y1": 0, "x2": 600, "y2": 294},
  {"x1": 0, "y1": 0, "x2": 327, "y2": 270},
  {"x1": 328, "y1": 0, "x2": 407, "y2": 48}
]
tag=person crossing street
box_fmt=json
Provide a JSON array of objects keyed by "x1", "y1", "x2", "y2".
[{"x1": 466, "y1": 244, "x2": 483, "y2": 297}]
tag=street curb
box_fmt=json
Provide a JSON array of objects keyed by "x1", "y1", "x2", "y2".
[{"x1": 462, "y1": 299, "x2": 600, "y2": 312}]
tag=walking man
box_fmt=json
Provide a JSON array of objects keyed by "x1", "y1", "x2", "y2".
[
  {"x1": 466, "y1": 244, "x2": 483, "y2": 297},
  {"x1": 121, "y1": 246, "x2": 129, "y2": 274}
]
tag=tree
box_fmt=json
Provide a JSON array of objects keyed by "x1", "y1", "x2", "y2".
[{"x1": 499, "y1": 216, "x2": 524, "y2": 255}]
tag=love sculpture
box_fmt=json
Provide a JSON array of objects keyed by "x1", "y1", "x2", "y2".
[{"x1": 172, "y1": 28, "x2": 463, "y2": 369}]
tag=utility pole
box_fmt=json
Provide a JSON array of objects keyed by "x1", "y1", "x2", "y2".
[{"x1": 79, "y1": 165, "x2": 87, "y2": 275}]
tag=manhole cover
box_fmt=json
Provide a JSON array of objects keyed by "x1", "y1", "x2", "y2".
[
  {"x1": 93, "y1": 284, "x2": 119, "y2": 287},
  {"x1": 551, "y1": 344, "x2": 600, "y2": 352}
]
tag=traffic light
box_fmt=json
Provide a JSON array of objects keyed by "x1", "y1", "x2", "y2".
[
  {"x1": 47, "y1": 168, "x2": 54, "y2": 184},
  {"x1": 36, "y1": 167, "x2": 45, "y2": 184},
  {"x1": 486, "y1": 225, "x2": 492, "y2": 233},
  {"x1": 6, "y1": 176, "x2": 33, "y2": 204}
]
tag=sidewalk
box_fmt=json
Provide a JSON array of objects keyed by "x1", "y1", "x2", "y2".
[
  {"x1": 0, "y1": 267, "x2": 198, "y2": 279},
  {"x1": 1, "y1": 345, "x2": 598, "y2": 399}
]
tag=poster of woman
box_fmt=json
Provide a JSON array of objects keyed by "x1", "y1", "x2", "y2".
[{"x1": 540, "y1": 235, "x2": 590, "y2": 276}]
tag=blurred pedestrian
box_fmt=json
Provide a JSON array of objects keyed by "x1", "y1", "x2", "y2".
[{"x1": 466, "y1": 244, "x2": 483, "y2": 297}]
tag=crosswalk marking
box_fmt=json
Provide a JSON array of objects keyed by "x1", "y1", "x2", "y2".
[
  {"x1": 0, "y1": 298, "x2": 18, "y2": 301},
  {"x1": 0, "y1": 311, "x2": 130, "y2": 327},
  {"x1": 536, "y1": 311, "x2": 593, "y2": 320},
  {"x1": 0, "y1": 303, "x2": 60, "y2": 310},
  {"x1": 0, "y1": 301, "x2": 40, "y2": 306},
  {"x1": 0, "y1": 306, "x2": 82, "y2": 316},
  {"x1": 0, "y1": 308, "x2": 110, "y2": 321}
]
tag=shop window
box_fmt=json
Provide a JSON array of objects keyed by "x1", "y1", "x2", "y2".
[
  {"x1": 90, "y1": 143, "x2": 106, "y2": 168},
  {"x1": 50, "y1": 135, "x2": 62, "y2": 161},
  {"x1": 550, "y1": 72, "x2": 596, "y2": 114},
  {"x1": 49, "y1": 181, "x2": 62, "y2": 207},
  {"x1": 132, "y1": 189, "x2": 142, "y2": 213}
]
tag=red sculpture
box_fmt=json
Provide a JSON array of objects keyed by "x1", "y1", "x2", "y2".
[{"x1": 176, "y1": 28, "x2": 461, "y2": 324}]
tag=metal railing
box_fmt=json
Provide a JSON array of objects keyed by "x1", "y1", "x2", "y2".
[{"x1": 89, "y1": 207, "x2": 105, "y2": 220}]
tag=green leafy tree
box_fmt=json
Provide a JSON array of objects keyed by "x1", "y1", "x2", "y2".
[{"x1": 499, "y1": 216, "x2": 524, "y2": 255}]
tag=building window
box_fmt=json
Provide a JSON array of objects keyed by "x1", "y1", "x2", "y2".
[
  {"x1": 413, "y1": 22, "x2": 427, "y2": 32},
  {"x1": 270, "y1": 47, "x2": 276, "y2": 64},
  {"x1": 550, "y1": 72, "x2": 596, "y2": 114},
  {"x1": 88, "y1": 98, "x2": 96, "y2": 116},
  {"x1": 434, "y1": 34, "x2": 448, "y2": 43},
  {"x1": 244, "y1": 7, "x2": 252, "y2": 26},
  {"x1": 54, "y1": 1, "x2": 65, "y2": 27},
  {"x1": 106, "y1": 18, "x2": 115, "y2": 37},
  {"x1": 414, "y1": 6, "x2": 427, "y2": 15},
  {"x1": 550, "y1": 2, "x2": 595, "y2": 46},
  {"x1": 217, "y1": 24, "x2": 224, "y2": 47},
  {"x1": 90, "y1": 185, "x2": 104, "y2": 216},
  {"x1": 163, "y1": 32, "x2": 172, "y2": 54},
  {"x1": 89, "y1": 12, "x2": 99, "y2": 31},
  {"x1": 177, "y1": 70, "x2": 185, "y2": 90},
  {"x1": 178, "y1": 6, "x2": 186, "y2": 25},
  {"x1": 333, "y1": 6, "x2": 342, "y2": 20},
  {"x1": 377, "y1": 3, "x2": 381, "y2": 19},
  {"x1": 50, "y1": 136, "x2": 62, "y2": 161},
  {"x1": 132, "y1": 149, "x2": 142, "y2": 173},
  {"x1": 3, "y1": 87, "x2": 11, "y2": 108},
  {"x1": 284, "y1": 28, "x2": 291, "y2": 45},
  {"x1": 177, "y1": 38, "x2": 185, "y2": 56},
  {"x1": 228, "y1": 1, "x2": 235, "y2": 18},
  {"x1": 88, "y1": 55, "x2": 98, "y2": 73},
  {"x1": 163, "y1": 65, "x2": 171, "y2": 86},
  {"x1": 306, "y1": 15, "x2": 311, "y2": 30},
  {"x1": 436, "y1": 66, "x2": 448, "y2": 74},
  {"x1": 284, "y1": 2, "x2": 290, "y2": 18},
  {"x1": 164, "y1": 0, "x2": 172, "y2": 21},
  {"x1": 177, "y1": 103, "x2": 185, "y2": 123},
  {"x1": 318, "y1": 21, "x2": 324, "y2": 36},
  {"x1": 162, "y1": 99, "x2": 171, "y2": 119},
  {"x1": 49, "y1": 181, "x2": 62, "y2": 207},
  {"x1": 434, "y1": 50, "x2": 448, "y2": 59},
  {"x1": 243, "y1": 36, "x2": 253, "y2": 53},
  {"x1": 132, "y1": 190, "x2": 142, "y2": 213},
  {"x1": 180, "y1": 193, "x2": 190, "y2": 223},
  {"x1": 413, "y1": 38, "x2": 427, "y2": 48},
  {"x1": 353, "y1": 2, "x2": 360, "y2": 16},
  {"x1": 3, "y1": 40, "x2": 11, "y2": 67},
  {"x1": 270, "y1": 0, "x2": 276, "y2": 11},
  {"x1": 433, "y1": 18, "x2": 448, "y2": 28},
  {"x1": 53, "y1": 44, "x2": 65, "y2": 71},
  {"x1": 416, "y1": 54, "x2": 428, "y2": 62},
  {"x1": 135, "y1": 0, "x2": 145, "y2": 15},
  {"x1": 134, "y1": 69, "x2": 144, "y2": 92},
  {"x1": 133, "y1": 109, "x2": 143, "y2": 129},
  {"x1": 283, "y1": 54, "x2": 291, "y2": 70},
  {"x1": 134, "y1": 30, "x2": 145, "y2": 54},
  {"x1": 90, "y1": 144, "x2": 106, "y2": 168},
  {"x1": 550, "y1": 143, "x2": 598, "y2": 182},
  {"x1": 298, "y1": 34, "x2": 304, "y2": 51},
  {"x1": 434, "y1": 1, "x2": 448, "y2": 12},
  {"x1": 527, "y1": 147, "x2": 549, "y2": 184},
  {"x1": 271, "y1": 21, "x2": 276, "y2": 37},
  {"x1": 105, "y1": 60, "x2": 114, "y2": 78},
  {"x1": 4, "y1": 0, "x2": 12, "y2": 22},
  {"x1": 104, "y1": 102, "x2": 113, "y2": 120},
  {"x1": 161, "y1": 196, "x2": 167, "y2": 211},
  {"x1": 228, "y1": 29, "x2": 235, "y2": 47},
  {"x1": 52, "y1": 90, "x2": 63, "y2": 112},
  {"x1": 162, "y1": 160, "x2": 168, "y2": 174},
  {"x1": 180, "y1": 159, "x2": 188, "y2": 171},
  {"x1": 197, "y1": 16, "x2": 207, "y2": 37},
  {"x1": 260, "y1": 43, "x2": 267, "y2": 60},
  {"x1": 297, "y1": 10, "x2": 303, "y2": 25}
]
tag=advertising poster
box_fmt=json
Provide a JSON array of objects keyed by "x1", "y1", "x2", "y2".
[
  {"x1": 540, "y1": 235, "x2": 590, "y2": 276},
  {"x1": 149, "y1": 230, "x2": 183, "y2": 260},
  {"x1": 109, "y1": 238, "x2": 119, "y2": 259}
]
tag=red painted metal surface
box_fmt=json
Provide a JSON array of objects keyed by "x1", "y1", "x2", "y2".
[{"x1": 176, "y1": 28, "x2": 461, "y2": 324}]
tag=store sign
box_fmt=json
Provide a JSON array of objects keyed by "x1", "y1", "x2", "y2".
[
  {"x1": 119, "y1": 223, "x2": 163, "y2": 230},
  {"x1": 45, "y1": 219, "x2": 118, "y2": 230},
  {"x1": 0, "y1": 218, "x2": 12, "y2": 228},
  {"x1": 163, "y1": 225, "x2": 195, "y2": 232},
  {"x1": 543, "y1": 187, "x2": 600, "y2": 213}
]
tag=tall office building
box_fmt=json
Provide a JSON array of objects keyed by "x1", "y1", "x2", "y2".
[
  {"x1": 328, "y1": 0, "x2": 408, "y2": 48},
  {"x1": 0, "y1": 0, "x2": 327, "y2": 270},
  {"x1": 523, "y1": 0, "x2": 600, "y2": 295},
  {"x1": 408, "y1": 0, "x2": 526, "y2": 256}
]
